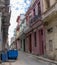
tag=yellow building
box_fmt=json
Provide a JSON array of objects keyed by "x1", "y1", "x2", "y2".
[
  {"x1": 41, "y1": 0, "x2": 57, "y2": 60},
  {"x1": 15, "y1": 26, "x2": 20, "y2": 50},
  {"x1": 16, "y1": 31, "x2": 19, "y2": 39}
]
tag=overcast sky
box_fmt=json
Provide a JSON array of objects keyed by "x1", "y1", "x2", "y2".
[{"x1": 8, "y1": 0, "x2": 31, "y2": 45}]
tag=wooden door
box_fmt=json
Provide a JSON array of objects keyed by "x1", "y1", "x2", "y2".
[{"x1": 39, "y1": 29, "x2": 44, "y2": 55}]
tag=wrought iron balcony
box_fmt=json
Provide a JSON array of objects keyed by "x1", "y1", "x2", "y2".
[{"x1": 29, "y1": 15, "x2": 41, "y2": 26}]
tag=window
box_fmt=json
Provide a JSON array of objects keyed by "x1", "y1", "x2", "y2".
[
  {"x1": 47, "y1": 27, "x2": 53, "y2": 34},
  {"x1": 45, "y1": 0, "x2": 50, "y2": 9},
  {"x1": 38, "y1": 1, "x2": 41, "y2": 16},
  {"x1": 29, "y1": 14, "x2": 32, "y2": 20},
  {"x1": 21, "y1": 40, "x2": 22, "y2": 48},
  {"x1": 40, "y1": 29, "x2": 43, "y2": 35},
  {"x1": 33, "y1": 8, "x2": 35, "y2": 16},
  {"x1": 26, "y1": 16, "x2": 28, "y2": 21},
  {"x1": 49, "y1": 40, "x2": 53, "y2": 51},
  {"x1": 34, "y1": 32, "x2": 37, "y2": 47}
]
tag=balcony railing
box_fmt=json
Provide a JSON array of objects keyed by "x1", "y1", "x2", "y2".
[{"x1": 29, "y1": 15, "x2": 41, "y2": 26}]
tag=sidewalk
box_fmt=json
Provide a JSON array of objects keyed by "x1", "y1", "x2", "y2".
[{"x1": 22, "y1": 51, "x2": 57, "y2": 64}]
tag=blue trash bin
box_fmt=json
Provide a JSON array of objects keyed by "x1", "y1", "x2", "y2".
[
  {"x1": 2, "y1": 52, "x2": 8, "y2": 62},
  {"x1": 7, "y1": 50, "x2": 18, "y2": 60}
]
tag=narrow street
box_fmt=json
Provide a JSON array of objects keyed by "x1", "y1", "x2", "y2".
[
  {"x1": 0, "y1": 51, "x2": 54, "y2": 65},
  {"x1": 0, "y1": 0, "x2": 57, "y2": 65}
]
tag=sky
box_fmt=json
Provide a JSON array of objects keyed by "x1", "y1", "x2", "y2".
[{"x1": 8, "y1": 0, "x2": 31, "y2": 45}]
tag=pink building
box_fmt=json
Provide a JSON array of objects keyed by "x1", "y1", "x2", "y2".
[{"x1": 25, "y1": 0, "x2": 46, "y2": 55}]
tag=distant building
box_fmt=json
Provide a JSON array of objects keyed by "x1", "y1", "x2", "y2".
[
  {"x1": 10, "y1": 37, "x2": 16, "y2": 50},
  {"x1": 11, "y1": 37, "x2": 15, "y2": 44},
  {"x1": 15, "y1": 0, "x2": 45, "y2": 55},
  {"x1": 15, "y1": 15, "x2": 25, "y2": 50},
  {"x1": 18, "y1": 16, "x2": 27, "y2": 51}
]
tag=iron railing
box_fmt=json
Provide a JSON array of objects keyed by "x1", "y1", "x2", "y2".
[{"x1": 29, "y1": 15, "x2": 41, "y2": 26}]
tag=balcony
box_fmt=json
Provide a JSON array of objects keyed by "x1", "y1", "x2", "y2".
[
  {"x1": 5, "y1": 0, "x2": 10, "y2": 6},
  {"x1": 42, "y1": 2, "x2": 57, "y2": 22},
  {"x1": 0, "y1": 0, "x2": 5, "y2": 7},
  {"x1": 23, "y1": 25, "x2": 30, "y2": 33},
  {"x1": 2, "y1": 16, "x2": 10, "y2": 26},
  {"x1": 18, "y1": 25, "x2": 29, "y2": 38},
  {"x1": 29, "y1": 15, "x2": 41, "y2": 26}
]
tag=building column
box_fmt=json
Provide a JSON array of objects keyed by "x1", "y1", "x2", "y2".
[{"x1": 43, "y1": 26, "x2": 46, "y2": 56}]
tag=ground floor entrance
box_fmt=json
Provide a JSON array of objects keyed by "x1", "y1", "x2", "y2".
[
  {"x1": 38, "y1": 29, "x2": 44, "y2": 55},
  {"x1": 29, "y1": 34, "x2": 32, "y2": 53}
]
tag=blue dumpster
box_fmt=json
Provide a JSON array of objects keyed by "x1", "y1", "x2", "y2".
[
  {"x1": 7, "y1": 50, "x2": 18, "y2": 60},
  {"x1": 1, "y1": 52, "x2": 8, "y2": 62}
]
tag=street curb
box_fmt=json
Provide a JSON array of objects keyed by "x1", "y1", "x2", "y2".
[
  {"x1": 24, "y1": 52, "x2": 57, "y2": 64},
  {"x1": 34, "y1": 56, "x2": 57, "y2": 64}
]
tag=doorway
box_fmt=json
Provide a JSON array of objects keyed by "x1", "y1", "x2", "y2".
[
  {"x1": 39, "y1": 29, "x2": 44, "y2": 55},
  {"x1": 29, "y1": 34, "x2": 32, "y2": 53},
  {"x1": 23, "y1": 39, "x2": 25, "y2": 52}
]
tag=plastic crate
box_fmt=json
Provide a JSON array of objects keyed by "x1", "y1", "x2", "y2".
[{"x1": 7, "y1": 50, "x2": 18, "y2": 60}]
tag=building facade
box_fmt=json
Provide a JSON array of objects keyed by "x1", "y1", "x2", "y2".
[
  {"x1": 15, "y1": 15, "x2": 22, "y2": 51},
  {"x1": 15, "y1": 0, "x2": 57, "y2": 60},
  {"x1": 15, "y1": 25, "x2": 20, "y2": 50},
  {"x1": 16, "y1": 0, "x2": 46, "y2": 55},
  {"x1": 10, "y1": 37, "x2": 16, "y2": 50},
  {"x1": 0, "y1": 0, "x2": 10, "y2": 51},
  {"x1": 41, "y1": 0, "x2": 57, "y2": 60},
  {"x1": 25, "y1": 0, "x2": 46, "y2": 55},
  {"x1": 18, "y1": 14, "x2": 26, "y2": 51},
  {"x1": 0, "y1": 12, "x2": 2, "y2": 52}
]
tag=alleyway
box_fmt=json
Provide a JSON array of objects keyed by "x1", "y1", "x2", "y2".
[
  {"x1": 0, "y1": 0, "x2": 57, "y2": 65},
  {"x1": 0, "y1": 51, "x2": 55, "y2": 65}
]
